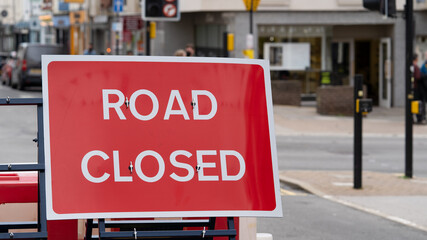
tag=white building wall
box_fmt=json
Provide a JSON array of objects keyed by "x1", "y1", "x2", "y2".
[
  {"x1": 181, "y1": 0, "x2": 425, "y2": 12},
  {"x1": 0, "y1": 0, "x2": 24, "y2": 25}
]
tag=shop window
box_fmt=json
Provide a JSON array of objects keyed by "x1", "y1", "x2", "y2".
[
  {"x1": 259, "y1": 36, "x2": 322, "y2": 93},
  {"x1": 258, "y1": 25, "x2": 332, "y2": 94},
  {"x1": 195, "y1": 24, "x2": 226, "y2": 57}
]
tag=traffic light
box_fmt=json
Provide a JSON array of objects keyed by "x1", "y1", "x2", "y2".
[
  {"x1": 142, "y1": 0, "x2": 180, "y2": 22},
  {"x1": 363, "y1": 0, "x2": 396, "y2": 17}
]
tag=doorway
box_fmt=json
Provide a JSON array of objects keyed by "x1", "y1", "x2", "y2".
[
  {"x1": 379, "y1": 38, "x2": 392, "y2": 108},
  {"x1": 355, "y1": 40, "x2": 379, "y2": 105},
  {"x1": 332, "y1": 39, "x2": 354, "y2": 86}
]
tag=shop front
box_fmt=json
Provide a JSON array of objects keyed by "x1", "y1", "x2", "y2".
[
  {"x1": 121, "y1": 15, "x2": 144, "y2": 55},
  {"x1": 157, "y1": 11, "x2": 404, "y2": 106},
  {"x1": 53, "y1": 15, "x2": 70, "y2": 49},
  {"x1": 259, "y1": 25, "x2": 331, "y2": 97},
  {"x1": 257, "y1": 23, "x2": 395, "y2": 107}
]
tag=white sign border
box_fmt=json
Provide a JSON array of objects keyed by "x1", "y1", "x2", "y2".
[{"x1": 42, "y1": 55, "x2": 282, "y2": 220}]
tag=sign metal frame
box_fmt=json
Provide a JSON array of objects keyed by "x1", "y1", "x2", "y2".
[{"x1": 42, "y1": 55, "x2": 282, "y2": 220}]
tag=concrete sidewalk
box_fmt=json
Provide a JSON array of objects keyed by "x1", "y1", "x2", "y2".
[
  {"x1": 274, "y1": 105, "x2": 427, "y2": 137},
  {"x1": 274, "y1": 105, "x2": 427, "y2": 232}
]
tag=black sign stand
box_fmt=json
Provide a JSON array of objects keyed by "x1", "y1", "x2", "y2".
[
  {"x1": 85, "y1": 217, "x2": 237, "y2": 239},
  {"x1": 0, "y1": 98, "x2": 237, "y2": 239},
  {"x1": 0, "y1": 98, "x2": 48, "y2": 239}
]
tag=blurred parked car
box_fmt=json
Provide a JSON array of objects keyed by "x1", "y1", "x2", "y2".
[
  {"x1": 1, "y1": 56, "x2": 16, "y2": 86},
  {"x1": 11, "y1": 43, "x2": 67, "y2": 90},
  {"x1": 0, "y1": 52, "x2": 9, "y2": 79}
]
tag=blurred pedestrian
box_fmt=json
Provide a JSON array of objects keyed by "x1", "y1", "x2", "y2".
[
  {"x1": 421, "y1": 50, "x2": 427, "y2": 75},
  {"x1": 413, "y1": 53, "x2": 426, "y2": 124},
  {"x1": 174, "y1": 49, "x2": 186, "y2": 56},
  {"x1": 84, "y1": 43, "x2": 97, "y2": 55},
  {"x1": 185, "y1": 43, "x2": 195, "y2": 56}
]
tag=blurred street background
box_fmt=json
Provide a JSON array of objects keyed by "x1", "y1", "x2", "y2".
[{"x1": 2, "y1": 0, "x2": 427, "y2": 239}]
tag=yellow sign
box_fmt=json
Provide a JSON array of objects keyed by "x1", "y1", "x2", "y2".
[
  {"x1": 356, "y1": 99, "x2": 360, "y2": 113},
  {"x1": 243, "y1": 0, "x2": 261, "y2": 11},
  {"x1": 243, "y1": 49, "x2": 254, "y2": 59},
  {"x1": 227, "y1": 33, "x2": 234, "y2": 52},
  {"x1": 412, "y1": 101, "x2": 421, "y2": 114},
  {"x1": 320, "y1": 72, "x2": 331, "y2": 85},
  {"x1": 150, "y1": 22, "x2": 156, "y2": 39},
  {"x1": 69, "y1": 11, "x2": 86, "y2": 25}
]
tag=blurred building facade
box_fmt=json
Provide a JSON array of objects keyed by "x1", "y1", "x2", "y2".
[
  {"x1": 1, "y1": 0, "x2": 427, "y2": 107},
  {"x1": 164, "y1": 0, "x2": 427, "y2": 108}
]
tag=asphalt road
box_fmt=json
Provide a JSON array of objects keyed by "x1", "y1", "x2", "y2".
[
  {"x1": 0, "y1": 86, "x2": 41, "y2": 164},
  {"x1": 258, "y1": 194, "x2": 427, "y2": 240},
  {"x1": 2, "y1": 85, "x2": 427, "y2": 238},
  {"x1": 276, "y1": 135, "x2": 427, "y2": 177},
  {"x1": 3, "y1": 85, "x2": 427, "y2": 177}
]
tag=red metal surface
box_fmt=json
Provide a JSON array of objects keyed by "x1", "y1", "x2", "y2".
[
  {"x1": 47, "y1": 220, "x2": 78, "y2": 240},
  {"x1": 0, "y1": 172, "x2": 38, "y2": 203},
  {"x1": 0, "y1": 172, "x2": 78, "y2": 239}
]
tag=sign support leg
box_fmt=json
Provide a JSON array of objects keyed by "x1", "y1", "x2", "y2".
[
  {"x1": 227, "y1": 217, "x2": 236, "y2": 240},
  {"x1": 85, "y1": 219, "x2": 93, "y2": 240}
]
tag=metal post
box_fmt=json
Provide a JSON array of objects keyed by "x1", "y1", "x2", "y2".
[
  {"x1": 85, "y1": 219, "x2": 93, "y2": 240},
  {"x1": 115, "y1": 13, "x2": 120, "y2": 55},
  {"x1": 37, "y1": 104, "x2": 47, "y2": 234},
  {"x1": 405, "y1": 0, "x2": 414, "y2": 178},
  {"x1": 146, "y1": 21, "x2": 151, "y2": 56},
  {"x1": 99, "y1": 219, "x2": 106, "y2": 239},
  {"x1": 223, "y1": 32, "x2": 229, "y2": 57},
  {"x1": 208, "y1": 217, "x2": 216, "y2": 230},
  {"x1": 0, "y1": 22, "x2": 3, "y2": 52},
  {"x1": 354, "y1": 75, "x2": 363, "y2": 189},
  {"x1": 88, "y1": 0, "x2": 93, "y2": 44},
  {"x1": 249, "y1": 0, "x2": 253, "y2": 34},
  {"x1": 227, "y1": 217, "x2": 236, "y2": 240}
]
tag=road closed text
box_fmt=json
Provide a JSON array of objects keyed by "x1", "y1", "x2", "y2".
[
  {"x1": 81, "y1": 150, "x2": 246, "y2": 183},
  {"x1": 102, "y1": 89, "x2": 217, "y2": 121},
  {"x1": 85, "y1": 89, "x2": 246, "y2": 183}
]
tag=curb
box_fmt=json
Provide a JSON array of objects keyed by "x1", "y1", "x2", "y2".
[{"x1": 279, "y1": 176, "x2": 427, "y2": 233}]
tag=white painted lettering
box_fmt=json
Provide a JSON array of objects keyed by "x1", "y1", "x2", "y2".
[
  {"x1": 220, "y1": 150, "x2": 246, "y2": 181},
  {"x1": 129, "y1": 90, "x2": 159, "y2": 121},
  {"x1": 169, "y1": 150, "x2": 194, "y2": 182},
  {"x1": 164, "y1": 90, "x2": 190, "y2": 120},
  {"x1": 81, "y1": 150, "x2": 110, "y2": 183},
  {"x1": 196, "y1": 150, "x2": 219, "y2": 181},
  {"x1": 113, "y1": 150, "x2": 132, "y2": 182},
  {"x1": 102, "y1": 89, "x2": 126, "y2": 120},
  {"x1": 135, "y1": 150, "x2": 165, "y2": 182},
  {"x1": 192, "y1": 90, "x2": 217, "y2": 120}
]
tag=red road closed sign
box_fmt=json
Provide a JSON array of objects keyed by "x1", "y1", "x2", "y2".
[{"x1": 42, "y1": 56, "x2": 282, "y2": 220}]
